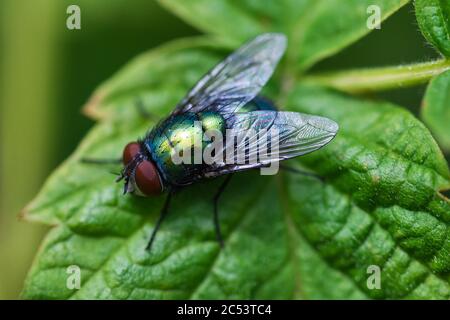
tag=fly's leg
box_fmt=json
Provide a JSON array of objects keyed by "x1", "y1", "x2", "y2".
[
  {"x1": 80, "y1": 158, "x2": 121, "y2": 165},
  {"x1": 81, "y1": 100, "x2": 155, "y2": 165},
  {"x1": 146, "y1": 192, "x2": 173, "y2": 251},
  {"x1": 135, "y1": 98, "x2": 158, "y2": 120},
  {"x1": 212, "y1": 174, "x2": 233, "y2": 248},
  {"x1": 280, "y1": 164, "x2": 324, "y2": 182}
]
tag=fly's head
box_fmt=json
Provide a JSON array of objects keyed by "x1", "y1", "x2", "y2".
[{"x1": 117, "y1": 142, "x2": 163, "y2": 196}]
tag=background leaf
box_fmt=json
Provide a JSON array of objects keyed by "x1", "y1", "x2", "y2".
[
  {"x1": 158, "y1": 0, "x2": 410, "y2": 72},
  {"x1": 415, "y1": 0, "x2": 450, "y2": 57},
  {"x1": 22, "y1": 39, "x2": 450, "y2": 299},
  {"x1": 422, "y1": 70, "x2": 450, "y2": 151},
  {"x1": 83, "y1": 37, "x2": 222, "y2": 121}
]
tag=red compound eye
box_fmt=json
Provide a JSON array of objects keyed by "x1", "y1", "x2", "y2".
[
  {"x1": 135, "y1": 160, "x2": 163, "y2": 196},
  {"x1": 123, "y1": 142, "x2": 141, "y2": 165}
]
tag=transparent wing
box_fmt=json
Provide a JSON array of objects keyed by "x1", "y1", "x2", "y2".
[
  {"x1": 171, "y1": 33, "x2": 287, "y2": 116},
  {"x1": 202, "y1": 111, "x2": 339, "y2": 177}
]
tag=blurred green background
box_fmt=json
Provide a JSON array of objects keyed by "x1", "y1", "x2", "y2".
[{"x1": 0, "y1": 0, "x2": 438, "y2": 299}]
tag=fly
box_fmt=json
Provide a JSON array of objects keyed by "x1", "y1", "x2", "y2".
[{"x1": 84, "y1": 33, "x2": 339, "y2": 251}]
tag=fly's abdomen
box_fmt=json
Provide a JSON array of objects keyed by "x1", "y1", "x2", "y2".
[{"x1": 238, "y1": 96, "x2": 276, "y2": 112}]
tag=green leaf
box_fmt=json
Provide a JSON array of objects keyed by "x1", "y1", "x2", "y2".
[
  {"x1": 415, "y1": 0, "x2": 450, "y2": 57},
  {"x1": 286, "y1": 85, "x2": 450, "y2": 299},
  {"x1": 158, "y1": 0, "x2": 409, "y2": 72},
  {"x1": 422, "y1": 70, "x2": 450, "y2": 150},
  {"x1": 22, "y1": 39, "x2": 450, "y2": 299}
]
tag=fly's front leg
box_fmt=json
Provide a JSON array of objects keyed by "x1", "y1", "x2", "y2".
[
  {"x1": 146, "y1": 192, "x2": 173, "y2": 251},
  {"x1": 212, "y1": 174, "x2": 233, "y2": 248},
  {"x1": 80, "y1": 158, "x2": 121, "y2": 165}
]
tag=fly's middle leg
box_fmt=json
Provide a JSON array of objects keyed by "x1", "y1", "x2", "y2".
[
  {"x1": 146, "y1": 192, "x2": 173, "y2": 251},
  {"x1": 212, "y1": 174, "x2": 233, "y2": 248}
]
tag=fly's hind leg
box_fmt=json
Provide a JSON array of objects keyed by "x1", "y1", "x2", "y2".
[
  {"x1": 212, "y1": 174, "x2": 233, "y2": 248},
  {"x1": 280, "y1": 164, "x2": 324, "y2": 182},
  {"x1": 146, "y1": 192, "x2": 173, "y2": 251}
]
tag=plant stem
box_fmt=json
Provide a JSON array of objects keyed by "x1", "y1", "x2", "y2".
[{"x1": 302, "y1": 59, "x2": 450, "y2": 93}]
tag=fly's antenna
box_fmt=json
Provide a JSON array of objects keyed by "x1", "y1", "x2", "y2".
[
  {"x1": 116, "y1": 153, "x2": 145, "y2": 194},
  {"x1": 116, "y1": 154, "x2": 141, "y2": 181},
  {"x1": 123, "y1": 176, "x2": 130, "y2": 195}
]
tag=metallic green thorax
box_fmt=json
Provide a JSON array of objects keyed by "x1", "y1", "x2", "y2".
[{"x1": 144, "y1": 98, "x2": 275, "y2": 187}]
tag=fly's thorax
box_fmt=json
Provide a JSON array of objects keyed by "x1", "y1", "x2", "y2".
[
  {"x1": 198, "y1": 111, "x2": 225, "y2": 133},
  {"x1": 146, "y1": 112, "x2": 226, "y2": 185}
]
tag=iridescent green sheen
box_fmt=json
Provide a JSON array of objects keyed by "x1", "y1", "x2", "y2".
[
  {"x1": 148, "y1": 113, "x2": 199, "y2": 184},
  {"x1": 145, "y1": 97, "x2": 275, "y2": 186},
  {"x1": 198, "y1": 111, "x2": 225, "y2": 133}
]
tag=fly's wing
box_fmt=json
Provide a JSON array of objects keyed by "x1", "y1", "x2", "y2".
[
  {"x1": 202, "y1": 111, "x2": 339, "y2": 177},
  {"x1": 171, "y1": 33, "x2": 287, "y2": 116}
]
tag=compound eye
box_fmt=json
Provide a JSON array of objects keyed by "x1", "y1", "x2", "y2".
[
  {"x1": 123, "y1": 142, "x2": 140, "y2": 165},
  {"x1": 135, "y1": 160, "x2": 163, "y2": 196}
]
